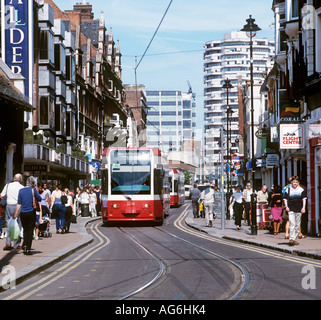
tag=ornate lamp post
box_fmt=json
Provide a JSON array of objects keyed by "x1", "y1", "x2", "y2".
[{"x1": 241, "y1": 15, "x2": 261, "y2": 235}]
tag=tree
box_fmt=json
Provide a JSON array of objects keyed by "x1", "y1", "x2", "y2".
[{"x1": 184, "y1": 171, "x2": 192, "y2": 185}]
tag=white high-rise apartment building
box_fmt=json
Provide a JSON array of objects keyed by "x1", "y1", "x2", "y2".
[{"x1": 203, "y1": 31, "x2": 274, "y2": 181}]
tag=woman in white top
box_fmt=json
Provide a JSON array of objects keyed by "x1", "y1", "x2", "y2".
[
  {"x1": 228, "y1": 185, "x2": 244, "y2": 230},
  {"x1": 64, "y1": 188, "x2": 74, "y2": 233},
  {"x1": 89, "y1": 188, "x2": 97, "y2": 217}
]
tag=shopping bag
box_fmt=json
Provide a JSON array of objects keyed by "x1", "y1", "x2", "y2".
[
  {"x1": 8, "y1": 218, "x2": 20, "y2": 241},
  {"x1": 71, "y1": 215, "x2": 77, "y2": 224}
]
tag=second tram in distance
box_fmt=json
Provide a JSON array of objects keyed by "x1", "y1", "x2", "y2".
[{"x1": 169, "y1": 168, "x2": 185, "y2": 207}]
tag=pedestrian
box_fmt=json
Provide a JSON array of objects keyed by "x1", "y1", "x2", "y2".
[
  {"x1": 34, "y1": 196, "x2": 43, "y2": 240},
  {"x1": 79, "y1": 187, "x2": 90, "y2": 216},
  {"x1": 270, "y1": 185, "x2": 283, "y2": 235},
  {"x1": 94, "y1": 185, "x2": 101, "y2": 216},
  {"x1": 283, "y1": 176, "x2": 307, "y2": 246},
  {"x1": 200, "y1": 182, "x2": 215, "y2": 227},
  {"x1": 43, "y1": 183, "x2": 52, "y2": 209},
  {"x1": 228, "y1": 185, "x2": 244, "y2": 230},
  {"x1": 13, "y1": 176, "x2": 42, "y2": 255},
  {"x1": 64, "y1": 188, "x2": 74, "y2": 233},
  {"x1": 38, "y1": 183, "x2": 50, "y2": 218},
  {"x1": 51, "y1": 184, "x2": 66, "y2": 233},
  {"x1": 89, "y1": 188, "x2": 97, "y2": 217},
  {"x1": 282, "y1": 177, "x2": 293, "y2": 239},
  {"x1": 298, "y1": 182, "x2": 308, "y2": 239},
  {"x1": 243, "y1": 181, "x2": 254, "y2": 226},
  {"x1": 257, "y1": 185, "x2": 269, "y2": 204},
  {"x1": 1, "y1": 173, "x2": 24, "y2": 251},
  {"x1": 190, "y1": 183, "x2": 201, "y2": 218},
  {"x1": 75, "y1": 187, "x2": 81, "y2": 215}
]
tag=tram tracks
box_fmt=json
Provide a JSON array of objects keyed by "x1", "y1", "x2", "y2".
[
  {"x1": 117, "y1": 205, "x2": 250, "y2": 300},
  {"x1": 2, "y1": 207, "x2": 249, "y2": 300}
]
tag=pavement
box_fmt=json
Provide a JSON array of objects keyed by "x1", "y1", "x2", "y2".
[
  {"x1": 0, "y1": 216, "x2": 100, "y2": 291},
  {"x1": 0, "y1": 209, "x2": 320, "y2": 292},
  {"x1": 185, "y1": 210, "x2": 321, "y2": 260}
]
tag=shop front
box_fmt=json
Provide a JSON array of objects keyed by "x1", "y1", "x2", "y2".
[
  {"x1": 24, "y1": 143, "x2": 90, "y2": 192},
  {"x1": 309, "y1": 135, "x2": 321, "y2": 234}
]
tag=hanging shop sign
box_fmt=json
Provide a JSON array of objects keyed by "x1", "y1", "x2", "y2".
[
  {"x1": 280, "y1": 102, "x2": 301, "y2": 122},
  {"x1": 1, "y1": 0, "x2": 33, "y2": 103},
  {"x1": 308, "y1": 123, "x2": 321, "y2": 139},
  {"x1": 255, "y1": 128, "x2": 268, "y2": 139},
  {"x1": 266, "y1": 154, "x2": 279, "y2": 167},
  {"x1": 280, "y1": 124, "x2": 305, "y2": 149}
]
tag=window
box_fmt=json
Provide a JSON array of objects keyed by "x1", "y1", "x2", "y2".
[
  {"x1": 183, "y1": 110, "x2": 191, "y2": 119},
  {"x1": 279, "y1": 29, "x2": 287, "y2": 52},
  {"x1": 40, "y1": 96, "x2": 55, "y2": 128},
  {"x1": 54, "y1": 44, "x2": 66, "y2": 74},
  {"x1": 183, "y1": 120, "x2": 191, "y2": 129},
  {"x1": 54, "y1": 44, "x2": 61, "y2": 71},
  {"x1": 291, "y1": 0, "x2": 299, "y2": 19},
  {"x1": 65, "y1": 56, "x2": 74, "y2": 81},
  {"x1": 55, "y1": 104, "x2": 66, "y2": 133},
  {"x1": 40, "y1": 96, "x2": 49, "y2": 125},
  {"x1": 39, "y1": 31, "x2": 49, "y2": 60}
]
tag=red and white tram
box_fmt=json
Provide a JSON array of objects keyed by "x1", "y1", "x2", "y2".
[
  {"x1": 101, "y1": 147, "x2": 170, "y2": 225},
  {"x1": 169, "y1": 169, "x2": 185, "y2": 207}
]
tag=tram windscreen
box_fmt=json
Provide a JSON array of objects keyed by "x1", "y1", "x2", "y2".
[{"x1": 110, "y1": 149, "x2": 151, "y2": 195}]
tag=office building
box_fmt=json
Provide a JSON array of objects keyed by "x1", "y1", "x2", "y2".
[{"x1": 146, "y1": 90, "x2": 196, "y2": 156}]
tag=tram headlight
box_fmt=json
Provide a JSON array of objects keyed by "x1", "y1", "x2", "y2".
[
  {"x1": 144, "y1": 203, "x2": 149, "y2": 208},
  {"x1": 113, "y1": 204, "x2": 118, "y2": 208}
]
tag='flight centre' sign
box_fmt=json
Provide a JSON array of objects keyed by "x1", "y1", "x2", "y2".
[{"x1": 1, "y1": 0, "x2": 33, "y2": 104}]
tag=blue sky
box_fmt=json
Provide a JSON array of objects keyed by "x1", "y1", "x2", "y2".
[{"x1": 53, "y1": 0, "x2": 275, "y2": 130}]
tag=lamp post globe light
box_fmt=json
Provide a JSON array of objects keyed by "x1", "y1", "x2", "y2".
[{"x1": 241, "y1": 15, "x2": 261, "y2": 236}]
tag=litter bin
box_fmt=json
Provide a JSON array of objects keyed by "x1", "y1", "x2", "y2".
[{"x1": 81, "y1": 204, "x2": 90, "y2": 217}]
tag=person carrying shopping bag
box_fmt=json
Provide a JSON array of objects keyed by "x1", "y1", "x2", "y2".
[
  {"x1": 13, "y1": 176, "x2": 42, "y2": 255},
  {"x1": 1, "y1": 173, "x2": 24, "y2": 251}
]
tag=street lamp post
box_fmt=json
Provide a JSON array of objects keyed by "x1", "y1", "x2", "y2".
[
  {"x1": 223, "y1": 79, "x2": 233, "y2": 194},
  {"x1": 223, "y1": 79, "x2": 233, "y2": 219},
  {"x1": 241, "y1": 15, "x2": 261, "y2": 236}
]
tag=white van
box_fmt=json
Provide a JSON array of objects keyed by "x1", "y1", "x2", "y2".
[{"x1": 185, "y1": 185, "x2": 192, "y2": 199}]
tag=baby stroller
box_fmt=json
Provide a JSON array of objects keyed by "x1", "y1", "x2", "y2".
[{"x1": 38, "y1": 215, "x2": 52, "y2": 238}]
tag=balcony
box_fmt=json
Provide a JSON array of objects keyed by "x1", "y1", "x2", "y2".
[
  {"x1": 24, "y1": 131, "x2": 89, "y2": 175},
  {"x1": 24, "y1": 144, "x2": 89, "y2": 174}
]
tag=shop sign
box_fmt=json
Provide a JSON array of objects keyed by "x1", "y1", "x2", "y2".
[
  {"x1": 255, "y1": 158, "x2": 266, "y2": 168},
  {"x1": 308, "y1": 124, "x2": 321, "y2": 139},
  {"x1": 24, "y1": 165, "x2": 48, "y2": 172},
  {"x1": 266, "y1": 154, "x2": 279, "y2": 167},
  {"x1": 280, "y1": 124, "x2": 305, "y2": 149},
  {"x1": 255, "y1": 129, "x2": 268, "y2": 139},
  {"x1": 1, "y1": 0, "x2": 33, "y2": 102}
]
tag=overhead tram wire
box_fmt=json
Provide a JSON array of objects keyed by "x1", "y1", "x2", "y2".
[
  {"x1": 135, "y1": 0, "x2": 174, "y2": 70},
  {"x1": 130, "y1": 1, "x2": 173, "y2": 153}
]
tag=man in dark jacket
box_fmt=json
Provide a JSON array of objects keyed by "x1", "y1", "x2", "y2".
[{"x1": 190, "y1": 184, "x2": 201, "y2": 218}]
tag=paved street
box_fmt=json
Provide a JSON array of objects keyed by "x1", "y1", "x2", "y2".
[{"x1": 1, "y1": 203, "x2": 320, "y2": 301}]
